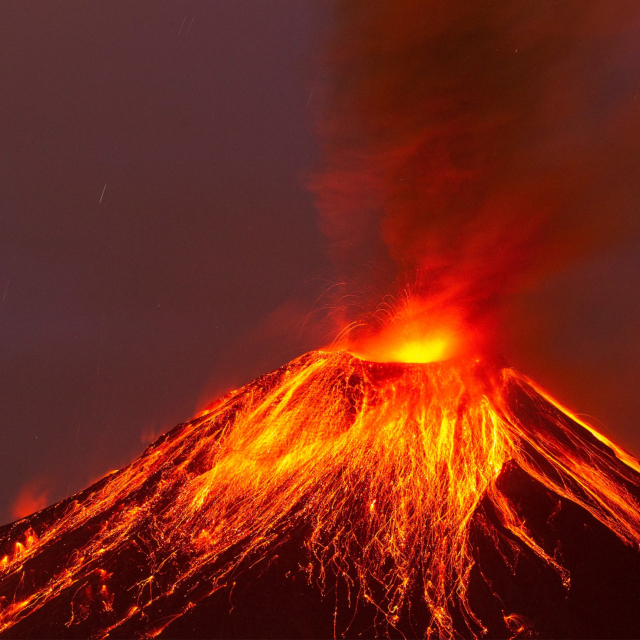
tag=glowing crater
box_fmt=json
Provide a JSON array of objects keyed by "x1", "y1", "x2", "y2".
[
  {"x1": 351, "y1": 328, "x2": 459, "y2": 364},
  {"x1": 347, "y1": 296, "x2": 465, "y2": 363}
]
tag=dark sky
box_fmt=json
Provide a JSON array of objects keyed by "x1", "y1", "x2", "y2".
[
  {"x1": 1, "y1": 1, "x2": 639, "y2": 525},
  {"x1": 0, "y1": 1, "x2": 332, "y2": 523}
]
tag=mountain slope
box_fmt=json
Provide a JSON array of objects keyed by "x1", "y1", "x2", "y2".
[{"x1": 1, "y1": 351, "x2": 640, "y2": 638}]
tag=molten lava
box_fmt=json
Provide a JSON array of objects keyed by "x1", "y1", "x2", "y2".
[{"x1": 1, "y1": 348, "x2": 639, "y2": 638}]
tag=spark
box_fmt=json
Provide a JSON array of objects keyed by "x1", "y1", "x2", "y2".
[{"x1": 99, "y1": 184, "x2": 107, "y2": 203}]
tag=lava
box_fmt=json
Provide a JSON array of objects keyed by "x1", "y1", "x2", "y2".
[{"x1": 0, "y1": 350, "x2": 639, "y2": 638}]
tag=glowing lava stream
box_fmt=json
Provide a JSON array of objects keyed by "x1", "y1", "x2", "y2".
[{"x1": 1, "y1": 350, "x2": 640, "y2": 638}]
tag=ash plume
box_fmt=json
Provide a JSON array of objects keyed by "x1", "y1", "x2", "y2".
[{"x1": 310, "y1": 1, "x2": 640, "y2": 323}]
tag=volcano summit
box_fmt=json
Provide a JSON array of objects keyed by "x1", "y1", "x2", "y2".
[{"x1": 1, "y1": 351, "x2": 640, "y2": 638}]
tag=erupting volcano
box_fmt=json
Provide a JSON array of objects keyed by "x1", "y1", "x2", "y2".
[
  {"x1": 3, "y1": 1, "x2": 640, "y2": 637},
  {"x1": 2, "y1": 313, "x2": 640, "y2": 638}
]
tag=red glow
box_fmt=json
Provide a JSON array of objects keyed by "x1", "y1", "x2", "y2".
[{"x1": 10, "y1": 480, "x2": 49, "y2": 521}]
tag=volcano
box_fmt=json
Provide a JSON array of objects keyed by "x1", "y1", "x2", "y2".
[{"x1": 1, "y1": 351, "x2": 640, "y2": 639}]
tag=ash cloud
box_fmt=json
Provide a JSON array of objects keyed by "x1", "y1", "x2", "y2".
[{"x1": 310, "y1": 1, "x2": 640, "y2": 327}]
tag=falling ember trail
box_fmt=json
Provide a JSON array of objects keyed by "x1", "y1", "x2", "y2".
[{"x1": 1, "y1": 344, "x2": 640, "y2": 637}]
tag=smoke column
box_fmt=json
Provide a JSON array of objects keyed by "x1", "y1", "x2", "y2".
[{"x1": 310, "y1": 1, "x2": 640, "y2": 342}]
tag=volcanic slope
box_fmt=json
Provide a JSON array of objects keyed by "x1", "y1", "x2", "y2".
[{"x1": 1, "y1": 351, "x2": 640, "y2": 639}]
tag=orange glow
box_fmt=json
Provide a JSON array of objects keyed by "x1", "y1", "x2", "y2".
[
  {"x1": 352, "y1": 325, "x2": 459, "y2": 363},
  {"x1": 345, "y1": 294, "x2": 468, "y2": 363},
  {"x1": 0, "y1": 351, "x2": 639, "y2": 637}
]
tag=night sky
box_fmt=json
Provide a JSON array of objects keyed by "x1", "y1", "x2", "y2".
[
  {"x1": 0, "y1": 1, "x2": 332, "y2": 523},
  {"x1": 1, "y1": 1, "x2": 640, "y2": 525}
]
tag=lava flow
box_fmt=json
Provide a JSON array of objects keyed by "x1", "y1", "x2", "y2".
[{"x1": 1, "y1": 321, "x2": 640, "y2": 638}]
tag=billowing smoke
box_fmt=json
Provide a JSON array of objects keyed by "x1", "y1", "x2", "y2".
[{"x1": 310, "y1": 1, "x2": 640, "y2": 336}]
